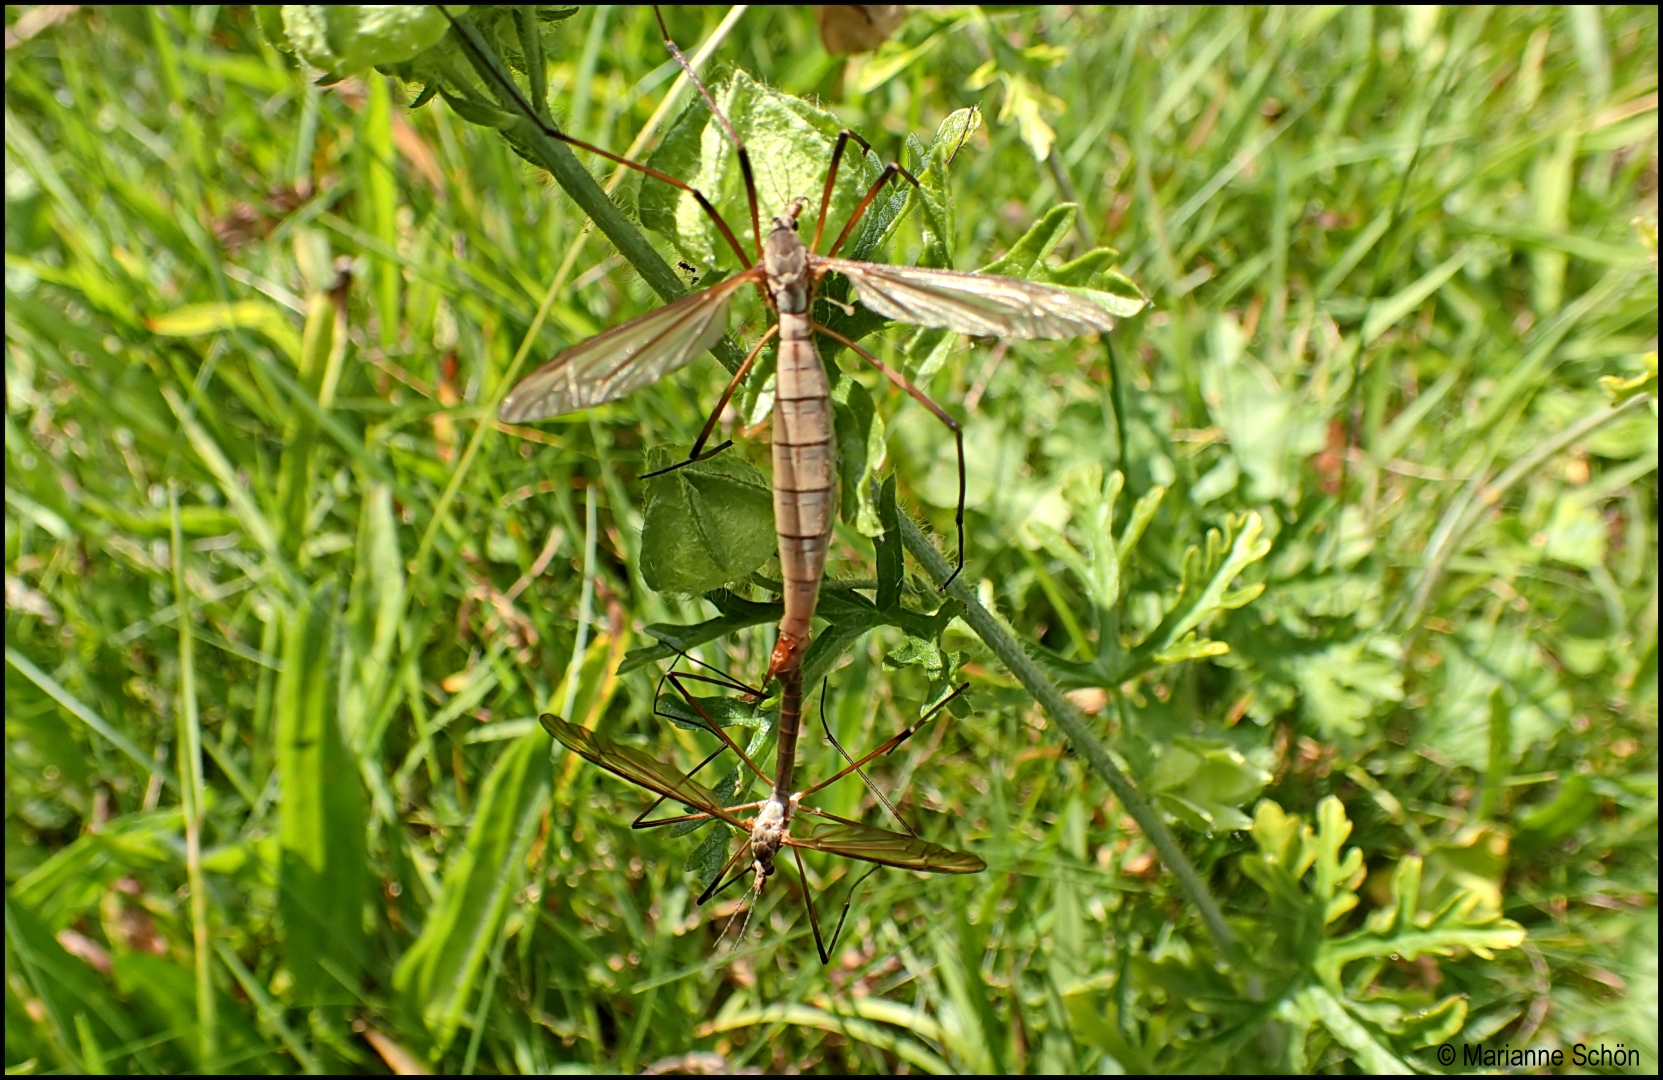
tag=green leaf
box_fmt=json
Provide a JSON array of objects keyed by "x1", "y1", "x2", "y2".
[
  {"x1": 977, "y1": 203, "x2": 1076, "y2": 279},
  {"x1": 639, "y1": 448, "x2": 775, "y2": 595},
  {"x1": 618, "y1": 589, "x2": 783, "y2": 674},
  {"x1": 1319, "y1": 853, "x2": 1526, "y2": 985},
  {"x1": 10, "y1": 810, "x2": 181, "y2": 929},
  {"x1": 276, "y1": 581, "x2": 369, "y2": 1004},
  {"x1": 686, "y1": 827, "x2": 734, "y2": 884},
  {"x1": 852, "y1": 29, "x2": 946, "y2": 94},
  {"x1": 279, "y1": 5, "x2": 457, "y2": 74},
  {"x1": 908, "y1": 111, "x2": 968, "y2": 269},
  {"x1": 655, "y1": 688, "x2": 766, "y2": 735},
  {"x1": 640, "y1": 93, "x2": 715, "y2": 256},
  {"x1": 643, "y1": 70, "x2": 878, "y2": 271},
  {"x1": 1517, "y1": 772, "x2": 1597, "y2": 842},
  {"x1": 1360, "y1": 246, "x2": 1473, "y2": 345},
  {"x1": 833, "y1": 377, "x2": 887, "y2": 537},
  {"x1": 875, "y1": 474, "x2": 903, "y2": 610},
  {"x1": 1146, "y1": 738, "x2": 1270, "y2": 834},
  {"x1": 342, "y1": 480, "x2": 407, "y2": 753},
  {"x1": 1599, "y1": 349, "x2": 1656, "y2": 405},
  {"x1": 1291, "y1": 639, "x2": 1405, "y2": 739},
  {"x1": 1132, "y1": 512, "x2": 1269, "y2": 666},
  {"x1": 436, "y1": 86, "x2": 516, "y2": 128}
]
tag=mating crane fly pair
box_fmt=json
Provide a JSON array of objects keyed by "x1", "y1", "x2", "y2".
[{"x1": 450, "y1": 8, "x2": 1141, "y2": 958}]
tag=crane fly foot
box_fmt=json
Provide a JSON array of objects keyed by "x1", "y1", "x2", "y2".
[{"x1": 640, "y1": 439, "x2": 736, "y2": 479}]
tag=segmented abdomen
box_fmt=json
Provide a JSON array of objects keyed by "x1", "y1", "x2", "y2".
[{"x1": 770, "y1": 313, "x2": 835, "y2": 674}]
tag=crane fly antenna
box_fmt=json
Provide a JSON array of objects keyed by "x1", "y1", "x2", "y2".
[{"x1": 653, "y1": 5, "x2": 762, "y2": 262}]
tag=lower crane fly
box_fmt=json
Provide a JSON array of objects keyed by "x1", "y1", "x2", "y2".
[
  {"x1": 454, "y1": 8, "x2": 1146, "y2": 684},
  {"x1": 540, "y1": 670, "x2": 982, "y2": 963}
]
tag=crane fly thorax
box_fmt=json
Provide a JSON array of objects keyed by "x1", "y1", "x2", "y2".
[
  {"x1": 762, "y1": 217, "x2": 810, "y2": 315},
  {"x1": 748, "y1": 792, "x2": 796, "y2": 887}
]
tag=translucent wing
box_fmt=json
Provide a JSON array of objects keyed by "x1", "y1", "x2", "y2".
[
  {"x1": 500, "y1": 273, "x2": 757, "y2": 423},
  {"x1": 815, "y1": 256, "x2": 1145, "y2": 339},
  {"x1": 787, "y1": 818, "x2": 986, "y2": 874},
  {"x1": 539, "y1": 714, "x2": 743, "y2": 827}
]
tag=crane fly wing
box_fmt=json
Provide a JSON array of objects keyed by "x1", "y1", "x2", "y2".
[
  {"x1": 539, "y1": 714, "x2": 743, "y2": 827},
  {"x1": 815, "y1": 257, "x2": 1145, "y2": 340},
  {"x1": 500, "y1": 273, "x2": 757, "y2": 423},
  {"x1": 787, "y1": 819, "x2": 985, "y2": 874}
]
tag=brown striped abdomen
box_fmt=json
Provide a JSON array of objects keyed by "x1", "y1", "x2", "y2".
[{"x1": 768, "y1": 311, "x2": 835, "y2": 678}]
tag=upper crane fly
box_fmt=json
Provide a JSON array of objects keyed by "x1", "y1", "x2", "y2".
[{"x1": 454, "y1": 9, "x2": 1145, "y2": 683}]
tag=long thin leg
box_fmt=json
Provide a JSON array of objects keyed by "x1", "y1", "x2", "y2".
[
  {"x1": 812, "y1": 323, "x2": 968, "y2": 587},
  {"x1": 826, "y1": 164, "x2": 923, "y2": 260},
  {"x1": 639, "y1": 322, "x2": 779, "y2": 479},
  {"x1": 810, "y1": 131, "x2": 852, "y2": 254},
  {"x1": 637, "y1": 660, "x2": 769, "y2": 825},
  {"x1": 698, "y1": 841, "x2": 755, "y2": 905},
  {"x1": 631, "y1": 742, "x2": 726, "y2": 830},
  {"x1": 653, "y1": 7, "x2": 762, "y2": 261},
  {"x1": 792, "y1": 846, "x2": 831, "y2": 963},
  {"x1": 659, "y1": 648, "x2": 767, "y2": 699},
  {"x1": 792, "y1": 847, "x2": 881, "y2": 965},
  {"x1": 811, "y1": 128, "x2": 927, "y2": 259},
  {"x1": 813, "y1": 678, "x2": 913, "y2": 836},
  {"x1": 800, "y1": 683, "x2": 969, "y2": 801},
  {"x1": 658, "y1": 670, "x2": 773, "y2": 786},
  {"x1": 630, "y1": 750, "x2": 769, "y2": 829},
  {"x1": 439, "y1": 7, "x2": 755, "y2": 268}
]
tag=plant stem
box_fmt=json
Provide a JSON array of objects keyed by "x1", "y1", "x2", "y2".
[
  {"x1": 446, "y1": 12, "x2": 747, "y2": 376},
  {"x1": 898, "y1": 513, "x2": 1236, "y2": 956}
]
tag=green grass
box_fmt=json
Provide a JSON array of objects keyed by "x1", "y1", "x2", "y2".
[{"x1": 6, "y1": 5, "x2": 1657, "y2": 1074}]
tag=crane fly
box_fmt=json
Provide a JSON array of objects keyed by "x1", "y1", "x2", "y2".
[
  {"x1": 460, "y1": 8, "x2": 1146, "y2": 685},
  {"x1": 540, "y1": 668, "x2": 981, "y2": 963}
]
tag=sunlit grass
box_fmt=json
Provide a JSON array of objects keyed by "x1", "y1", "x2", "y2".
[{"x1": 5, "y1": 5, "x2": 1656, "y2": 1073}]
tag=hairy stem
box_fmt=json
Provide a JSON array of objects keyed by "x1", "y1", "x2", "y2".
[{"x1": 898, "y1": 513, "x2": 1236, "y2": 957}]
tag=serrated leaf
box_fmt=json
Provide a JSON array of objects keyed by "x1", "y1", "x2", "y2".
[
  {"x1": 618, "y1": 591, "x2": 783, "y2": 674},
  {"x1": 686, "y1": 827, "x2": 733, "y2": 882},
  {"x1": 1318, "y1": 853, "x2": 1526, "y2": 986},
  {"x1": 641, "y1": 93, "x2": 717, "y2": 263},
  {"x1": 1137, "y1": 512, "x2": 1271, "y2": 660},
  {"x1": 645, "y1": 71, "x2": 878, "y2": 271}
]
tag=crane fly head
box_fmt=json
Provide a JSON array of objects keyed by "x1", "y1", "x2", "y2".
[{"x1": 771, "y1": 196, "x2": 810, "y2": 233}]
